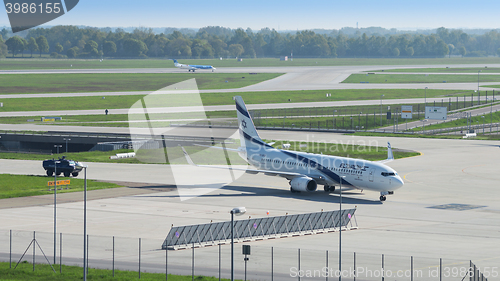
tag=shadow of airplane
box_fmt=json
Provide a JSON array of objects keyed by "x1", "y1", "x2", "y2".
[{"x1": 140, "y1": 183, "x2": 382, "y2": 205}]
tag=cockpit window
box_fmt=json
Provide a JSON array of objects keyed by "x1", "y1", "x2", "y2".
[{"x1": 381, "y1": 172, "x2": 396, "y2": 177}]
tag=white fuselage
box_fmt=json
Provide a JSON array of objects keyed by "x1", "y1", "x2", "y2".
[{"x1": 241, "y1": 147, "x2": 404, "y2": 192}]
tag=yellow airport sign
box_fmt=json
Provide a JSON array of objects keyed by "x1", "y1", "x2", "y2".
[
  {"x1": 43, "y1": 118, "x2": 56, "y2": 122},
  {"x1": 47, "y1": 180, "x2": 71, "y2": 187}
]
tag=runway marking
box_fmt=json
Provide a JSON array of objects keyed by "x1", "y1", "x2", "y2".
[
  {"x1": 403, "y1": 170, "x2": 424, "y2": 184},
  {"x1": 462, "y1": 164, "x2": 485, "y2": 178}
]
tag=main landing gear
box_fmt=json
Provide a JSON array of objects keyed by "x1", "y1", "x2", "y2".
[
  {"x1": 323, "y1": 185, "x2": 335, "y2": 193},
  {"x1": 379, "y1": 195, "x2": 387, "y2": 202}
]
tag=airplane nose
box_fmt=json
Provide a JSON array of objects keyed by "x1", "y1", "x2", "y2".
[{"x1": 395, "y1": 175, "x2": 404, "y2": 188}]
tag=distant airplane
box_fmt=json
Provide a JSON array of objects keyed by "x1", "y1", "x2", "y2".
[
  {"x1": 172, "y1": 59, "x2": 216, "y2": 72},
  {"x1": 182, "y1": 96, "x2": 405, "y2": 202}
]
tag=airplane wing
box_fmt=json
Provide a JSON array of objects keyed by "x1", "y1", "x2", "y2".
[
  {"x1": 377, "y1": 142, "x2": 394, "y2": 164},
  {"x1": 181, "y1": 146, "x2": 306, "y2": 180}
]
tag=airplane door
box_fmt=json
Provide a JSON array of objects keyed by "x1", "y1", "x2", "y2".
[{"x1": 369, "y1": 169, "x2": 375, "y2": 182}]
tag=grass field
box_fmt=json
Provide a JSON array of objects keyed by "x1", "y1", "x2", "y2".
[
  {"x1": 343, "y1": 74, "x2": 500, "y2": 84},
  {"x1": 0, "y1": 174, "x2": 121, "y2": 199},
  {"x1": 0, "y1": 261, "x2": 218, "y2": 281},
  {"x1": 408, "y1": 110, "x2": 500, "y2": 132},
  {"x1": 370, "y1": 67, "x2": 500, "y2": 73},
  {"x1": 0, "y1": 89, "x2": 462, "y2": 113},
  {"x1": 0, "y1": 73, "x2": 282, "y2": 94},
  {"x1": 352, "y1": 131, "x2": 500, "y2": 140},
  {"x1": 2, "y1": 57, "x2": 500, "y2": 70}
]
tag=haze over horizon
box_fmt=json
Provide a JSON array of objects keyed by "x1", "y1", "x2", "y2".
[{"x1": 1, "y1": 0, "x2": 499, "y2": 32}]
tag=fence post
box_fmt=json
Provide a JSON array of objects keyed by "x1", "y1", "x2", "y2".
[
  {"x1": 381, "y1": 254, "x2": 384, "y2": 281},
  {"x1": 354, "y1": 252, "x2": 356, "y2": 281},
  {"x1": 298, "y1": 248, "x2": 301, "y2": 281},
  {"x1": 218, "y1": 244, "x2": 221, "y2": 281},
  {"x1": 86, "y1": 235, "x2": 89, "y2": 276},
  {"x1": 440, "y1": 258, "x2": 442, "y2": 281},
  {"x1": 113, "y1": 236, "x2": 115, "y2": 277},
  {"x1": 139, "y1": 238, "x2": 141, "y2": 279},
  {"x1": 325, "y1": 250, "x2": 328, "y2": 281},
  {"x1": 411, "y1": 256, "x2": 413, "y2": 281},
  {"x1": 271, "y1": 247, "x2": 274, "y2": 281},
  {"x1": 33, "y1": 231, "x2": 35, "y2": 272},
  {"x1": 192, "y1": 243, "x2": 195, "y2": 281},
  {"x1": 60, "y1": 233, "x2": 62, "y2": 273},
  {"x1": 9, "y1": 230, "x2": 12, "y2": 268}
]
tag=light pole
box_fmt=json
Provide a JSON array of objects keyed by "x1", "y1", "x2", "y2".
[
  {"x1": 54, "y1": 144, "x2": 62, "y2": 155},
  {"x1": 380, "y1": 94, "x2": 384, "y2": 126},
  {"x1": 339, "y1": 175, "x2": 346, "y2": 281},
  {"x1": 230, "y1": 207, "x2": 246, "y2": 281},
  {"x1": 424, "y1": 87, "x2": 428, "y2": 107},
  {"x1": 82, "y1": 164, "x2": 88, "y2": 281},
  {"x1": 53, "y1": 159, "x2": 60, "y2": 265},
  {"x1": 478, "y1": 70, "x2": 482, "y2": 93},
  {"x1": 63, "y1": 138, "x2": 71, "y2": 153}
]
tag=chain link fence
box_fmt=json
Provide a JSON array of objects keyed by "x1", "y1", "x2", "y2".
[{"x1": 0, "y1": 229, "x2": 496, "y2": 280}]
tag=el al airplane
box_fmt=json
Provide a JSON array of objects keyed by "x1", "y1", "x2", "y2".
[
  {"x1": 183, "y1": 96, "x2": 404, "y2": 201},
  {"x1": 172, "y1": 59, "x2": 216, "y2": 72}
]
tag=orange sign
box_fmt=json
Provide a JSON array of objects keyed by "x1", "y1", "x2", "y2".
[{"x1": 47, "y1": 180, "x2": 71, "y2": 187}]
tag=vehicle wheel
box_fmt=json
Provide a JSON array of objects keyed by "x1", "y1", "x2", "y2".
[
  {"x1": 379, "y1": 195, "x2": 387, "y2": 202},
  {"x1": 323, "y1": 185, "x2": 330, "y2": 192},
  {"x1": 329, "y1": 186, "x2": 335, "y2": 193},
  {"x1": 72, "y1": 172, "x2": 79, "y2": 177},
  {"x1": 46, "y1": 170, "x2": 54, "y2": 177},
  {"x1": 63, "y1": 171, "x2": 70, "y2": 177}
]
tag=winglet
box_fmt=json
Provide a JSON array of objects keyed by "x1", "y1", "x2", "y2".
[
  {"x1": 387, "y1": 142, "x2": 394, "y2": 161},
  {"x1": 181, "y1": 146, "x2": 196, "y2": 166}
]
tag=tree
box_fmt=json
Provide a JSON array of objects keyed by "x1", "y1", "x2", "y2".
[
  {"x1": 122, "y1": 38, "x2": 148, "y2": 56},
  {"x1": 405, "y1": 46, "x2": 414, "y2": 57},
  {"x1": 0, "y1": 35, "x2": 8, "y2": 58},
  {"x1": 103, "y1": 41, "x2": 117, "y2": 56},
  {"x1": 228, "y1": 44, "x2": 244, "y2": 57},
  {"x1": 447, "y1": 44, "x2": 455, "y2": 58},
  {"x1": 55, "y1": 43, "x2": 63, "y2": 54},
  {"x1": 459, "y1": 46, "x2": 466, "y2": 57},
  {"x1": 497, "y1": 48, "x2": 500, "y2": 57},
  {"x1": 84, "y1": 40, "x2": 98, "y2": 56},
  {"x1": 20, "y1": 38, "x2": 28, "y2": 57},
  {"x1": 67, "y1": 47, "x2": 79, "y2": 58},
  {"x1": 36, "y1": 35, "x2": 49, "y2": 57},
  {"x1": 5, "y1": 36, "x2": 25, "y2": 57},
  {"x1": 392, "y1": 47, "x2": 400, "y2": 57},
  {"x1": 27, "y1": 37, "x2": 39, "y2": 57}
]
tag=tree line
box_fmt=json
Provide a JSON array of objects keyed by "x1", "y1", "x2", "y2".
[{"x1": 1, "y1": 26, "x2": 500, "y2": 59}]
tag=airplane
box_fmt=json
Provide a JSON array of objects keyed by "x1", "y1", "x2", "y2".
[
  {"x1": 172, "y1": 59, "x2": 216, "y2": 72},
  {"x1": 182, "y1": 96, "x2": 404, "y2": 202}
]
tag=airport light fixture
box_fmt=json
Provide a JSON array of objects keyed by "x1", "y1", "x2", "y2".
[
  {"x1": 53, "y1": 159, "x2": 60, "y2": 265},
  {"x1": 63, "y1": 138, "x2": 71, "y2": 153},
  {"x1": 380, "y1": 95, "x2": 385, "y2": 126},
  {"x1": 82, "y1": 164, "x2": 88, "y2": 281},
  {"x1": 54, "y1": 144, "x2": 62, "y2": 155},
  {"x1": 230, "y1": 207, "x2": 246, "y2": 281},
  {"x1": 478, "y1": 70, "x2": 482, "y2": 93},
  {"x1": 424, "y1": 87, "x2": 428, "y2": 107},
  {"x1": 339, "y1": 175, "x2": 346, "y2": 281}
]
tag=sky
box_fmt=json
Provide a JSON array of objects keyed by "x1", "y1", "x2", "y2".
[{"x1": 1, "y1": 0, "x2": 500, "y2": 31}]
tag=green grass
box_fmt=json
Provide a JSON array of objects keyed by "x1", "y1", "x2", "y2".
[
  {"x1": 0, "y1": 174, "x2": 121, "y2": 199},
  {"x1": 0, "y1": 261, "x2": 222, "y2": 281},
  {"x1": 408, "y1": 110, "x2": 500, "y2": 132},
  {"x1": 2, "y1": 57, "x2": 500, "y2": 70},
  {"x1": 0, "y1": 73, "x2": 282, "y2": 94},
  {"x1": 0, "y1": 89, "x2": 462, "y2": 113},
  {"x1": 481, "y1": 84, "x2": 500, "y2": 88},
  {"x1": 0, "y1": 149, "x2": 142, "y2": 164},
  {"x1": 343, "y1": 74, "x2": 500, "y2": 84},
  {"x1": 369, "y1": 67, "x2": 500, "y2": 73}
]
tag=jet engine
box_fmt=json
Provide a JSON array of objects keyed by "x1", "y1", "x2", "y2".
[{"x1": 290, "y1": 177, "x2": 317, "y2": 192}]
